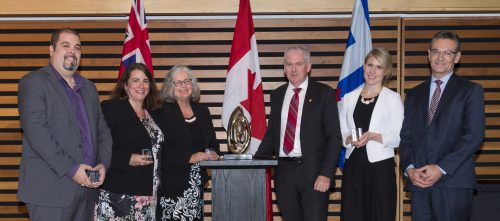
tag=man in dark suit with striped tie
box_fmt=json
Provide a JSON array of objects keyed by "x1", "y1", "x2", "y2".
[
  {"x1": 255, "y1": 45, "x2": 342, "y2": 221},
  {"x1": 400, "y1": 31, "x2": 485, "y2": 221}
]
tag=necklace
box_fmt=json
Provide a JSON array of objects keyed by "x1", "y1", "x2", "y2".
[
  {"x1": 185, "y1": 115, "x2": 197, "y2": 123},
  {"x1": 360, "y1": 96, "x2": 375, "y2": 105}
]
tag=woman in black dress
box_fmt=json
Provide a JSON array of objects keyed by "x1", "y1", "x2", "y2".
[
  {"x1": 157, "y1": 65, "x2": 220, "y2": 221},
  {"x1": 339, "y1": 48, "x2": 404, "y2": 221}
]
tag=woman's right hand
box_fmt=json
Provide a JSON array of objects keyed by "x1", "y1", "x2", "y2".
[
  {"x1": 189, "y1": 152, "x2": 209, "y2": 164},
  {"x1": 345, "y1": 135, "x2": 353, "y2": 145},
  {"x1": 129, "y1": 153, "x2": 153, "y2": 166}
]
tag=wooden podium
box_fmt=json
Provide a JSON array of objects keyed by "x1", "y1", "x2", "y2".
[{"x1": 200, "y1": 159, "x2": 277, "y2": 221}]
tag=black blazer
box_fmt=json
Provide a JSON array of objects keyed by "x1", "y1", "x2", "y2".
[
  {"x1": 400, "y1": 73, "x2": 485, "y2": 190},
  {"x1": 101, "y1": 98, "x2": 164, "y2": 196},
  {"x1": 158, "y1": 101, "x2": 220, "y2": 195},
  {"x1": 255, "y1": 79, "x2": 342, "y2": 185}
]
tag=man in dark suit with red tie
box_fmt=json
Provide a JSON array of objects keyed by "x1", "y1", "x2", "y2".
[
  {"x1": 400, "y1": 31, "x2": 485, "y2": 221},
  {"x1": 255, "y1": 45, "x2": 342, "y2": 221}
]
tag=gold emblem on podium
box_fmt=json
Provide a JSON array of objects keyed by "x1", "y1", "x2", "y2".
[{"x1": 225, "y1": 106, "x2": 252, "y2": 159}]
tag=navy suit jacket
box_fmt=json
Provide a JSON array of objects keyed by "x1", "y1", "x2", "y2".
[{"x1": 400, "y1": 73, "x2": 485, "y2": 190}]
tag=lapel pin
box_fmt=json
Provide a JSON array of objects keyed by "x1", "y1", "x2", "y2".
[{"x1": 308, "y1": 98, "x2": 312, "y2": 102}]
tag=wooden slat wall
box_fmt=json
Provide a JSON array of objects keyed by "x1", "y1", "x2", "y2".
[
  {"x1": 401, "y1": 17, "x2": 500, "y2": 221},
  {"x1": 4, "y1": 16, "x2": 500, "y2": 220},
  {"x1": 0, "y1": 18, "x2": 399, "y2": 221},
  {"x1": 2, "y1": 16, "x2": 500, "y2": 221},
  {"x1": 2, "y1": 0, "x2": 500, "y2": 15}
]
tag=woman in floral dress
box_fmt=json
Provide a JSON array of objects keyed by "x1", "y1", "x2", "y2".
[
  {"x1": 157, "y1": 65, "x2": 220, "y2": 221},
  {"x1": 94, "y1": 63, "x2": 164, "y2": 220}
]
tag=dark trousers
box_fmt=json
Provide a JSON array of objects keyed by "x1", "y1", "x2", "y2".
[
  {"x1": 411, "y1": 187, "x2": 473, "y2": 221},
  {"x1": 275, "y1": 159, "x2": 330, "y2": 221},
  {"x1": 341, "y1": 148, "x2": 396, "y2": 221},
  {"x1": 26, "y1": 188, "x2": 96, "y2": 221}
]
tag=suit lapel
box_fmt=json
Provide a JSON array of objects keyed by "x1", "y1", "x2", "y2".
[
  {"x1": 173, "y1": 102, "x2": 192, "y2": 145},
  {"x1": 301, "y1": 80, "x2": 315, "y2": 128},
  {"x1": 191, "y1": 103, "x2": 208, "y2": 146},
  {"x1": 272, "y1": 86, "x2": 286, "y2": 153},
  {"x1": 274, "y1": 86, "x2": 286, "y2": 126},
  {"x1": 44, "y1": 66, "x2": 82, "y2": 137},
  {"x1": 368, "y1": 87, "x2": 385, "y2": 131},
  {"x1": 416, "y1": 80, "x2": 431, "y2": 129}
]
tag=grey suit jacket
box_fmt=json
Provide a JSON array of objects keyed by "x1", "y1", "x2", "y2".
[{"x1": 17, "y1": 65, "x2": 112, "y2": 207}]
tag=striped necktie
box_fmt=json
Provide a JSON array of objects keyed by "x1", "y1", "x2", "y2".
[
  {"x1": 428, "y1": 80, "x2": 443, "y2": 125},
  {"x1": 283, "y1": 88, "x2": 301, "y2": 155}
]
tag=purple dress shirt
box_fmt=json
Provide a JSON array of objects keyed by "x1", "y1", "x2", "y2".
[{"x1": 50, "y1": 65, "x2": 95, "y2": 178}]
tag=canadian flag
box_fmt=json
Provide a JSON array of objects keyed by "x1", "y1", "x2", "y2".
[
  {"x1": 221, "y1": 1, "x2": 271, "y2": 220},
  {"x1": 222, "y1": 0, "x2": 266, "y2": 155}
]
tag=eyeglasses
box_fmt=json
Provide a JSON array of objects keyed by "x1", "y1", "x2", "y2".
[
  {"x1": 173, "y1": 78, "x2": 193, "y2": 87},
  {"x1": 430, "y1": 49, "x2": 458, "y2": 59}
]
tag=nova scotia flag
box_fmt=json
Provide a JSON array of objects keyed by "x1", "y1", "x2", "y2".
[{"x1": 336, "y1": 0, "x2": 372, "y2": 169}]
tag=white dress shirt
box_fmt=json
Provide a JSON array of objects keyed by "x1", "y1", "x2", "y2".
[
  {"x1": 279, "y1": 78, "x2": 308, "y2": 157},
  {"x1": 428, "y1": 72, "x2": 453, "y2": 108}
]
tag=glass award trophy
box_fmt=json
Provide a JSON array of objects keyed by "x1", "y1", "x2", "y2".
[{"x1": 351, "y1": 128, "x2": 363, "y2": 142}]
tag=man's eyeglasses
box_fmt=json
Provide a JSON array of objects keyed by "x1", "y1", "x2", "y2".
[
  {"x1": 173, "y1": 78, "x2": 193, "y2": 87},
  {"x1": 430, "y1": 49, "x2": 458, "y2": 59}
]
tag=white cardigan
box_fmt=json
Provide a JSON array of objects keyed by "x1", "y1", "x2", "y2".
[{"x1": 339, "y1": 87, "x2": 404, "y2": 163}]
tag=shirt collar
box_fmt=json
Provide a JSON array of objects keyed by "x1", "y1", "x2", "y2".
[
  {"x1": 287, "y1": 76, "x2": 309, "y2": 93},
  {"x1": 431, "y1": 71, "x2": 453, "y2": 85},
  {"x1": 50, "y1": 64, "x2": 84, "y2": 91}
]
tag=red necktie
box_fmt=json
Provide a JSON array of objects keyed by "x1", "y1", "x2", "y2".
[
  {"x1": 428, "y1": 80, "x2": 443, "y2": 125},
  {"x1": 283, "y1": 88, "x2": 301, "y2": 155}
]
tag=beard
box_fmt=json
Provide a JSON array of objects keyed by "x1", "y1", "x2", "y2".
[{"x1": 63, "y1": 55, "x2": 78, "y2": 71}]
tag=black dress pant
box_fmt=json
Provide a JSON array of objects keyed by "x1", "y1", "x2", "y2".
[{"x1": 275, "y1": 159, "x2": 330, "y2": 221}]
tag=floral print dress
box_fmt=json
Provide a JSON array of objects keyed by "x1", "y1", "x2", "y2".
[
  {"x1": 157, "y1": 116, "x2": 205, "y2": 221},
  {"x1": 95, "y1": 112, "x2": 163, "y2": 221},
  {"x1": 158, "y1": 164, "x2": 203, "y2": 221}
]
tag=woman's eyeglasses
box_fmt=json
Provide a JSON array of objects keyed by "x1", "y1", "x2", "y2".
[{"x1": 173, "y1": 78, "x2": 193, "y2": 87}]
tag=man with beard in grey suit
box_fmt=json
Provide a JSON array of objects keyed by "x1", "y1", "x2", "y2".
[{"x1": 17, "y1": 28, "x2": 112, "y2": 221}]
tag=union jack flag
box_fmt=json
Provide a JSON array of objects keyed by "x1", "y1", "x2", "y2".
[{"x1": 118, "y1": 0, "x2": 153, "y2": 79}]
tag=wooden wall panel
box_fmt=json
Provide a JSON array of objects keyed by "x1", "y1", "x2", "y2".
[
  {"x1": 1, "y1": 0, "x2": 500, "y2": 15},
  {"x1": 0, "y1": 17, "x2": 399, "y2": 221},
  {"x1": 1, "y1": 16, "x2": 498, "y2": 221},
  {"x1": 401, "y1": 17, "x2": 500, "y2": 221}
]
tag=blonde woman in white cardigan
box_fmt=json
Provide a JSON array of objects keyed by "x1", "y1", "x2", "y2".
[{"x1": 339, "y1": 48, "x2": 404, "y2": 221}]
